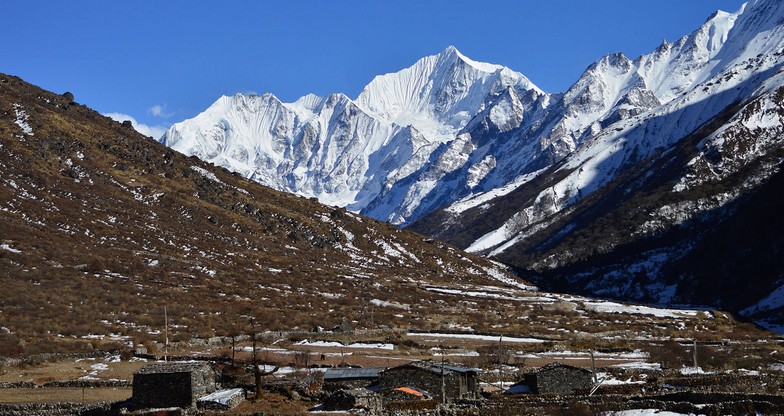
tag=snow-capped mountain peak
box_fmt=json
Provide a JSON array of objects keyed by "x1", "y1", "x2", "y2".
[
  {"x1": 354, "y1": 46, "x2": 540, "y2": 135},
  {"x1": 162, "y1": 46, "x2": 547, "y2": 223},
  {"x1": 161, "y1": 1, "x2": 784, "y2": 229}
]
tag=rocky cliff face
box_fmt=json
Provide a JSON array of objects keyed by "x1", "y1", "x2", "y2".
[{"x1": 411, "y1": 0, "x2": 784, "y2": 327}]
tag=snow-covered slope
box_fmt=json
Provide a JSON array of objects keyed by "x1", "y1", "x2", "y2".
[
  {"x1": 162, "y1": 46, "x2": 544, "y2": 223},
  {"x1": 411, "y1": 0, "x2": 784, "y2": 327},
  {"x1": 162, "y1": 3, "x2": 753, "y2": 227}
]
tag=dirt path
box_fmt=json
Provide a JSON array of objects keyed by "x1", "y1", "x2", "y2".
[{"x1": 0, "y1": 387, "x2": 131, "y2": 403}]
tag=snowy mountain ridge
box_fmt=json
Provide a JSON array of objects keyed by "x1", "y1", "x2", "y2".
[
  {"x1": 162, "y1": 45, "x2": 544, "y2": 218},
  {"x1": 160, "y1": 2, "x2": 764, "y2": 227},
  {"x1": 409, "y1": 0, "x2": 784, "y2": 328},
  {"x1": 450, "y1": 0, "x2": 784, "y2": 256}
]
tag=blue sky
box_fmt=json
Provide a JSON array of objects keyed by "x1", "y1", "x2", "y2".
[{"x1": 5, "y1": 1, "x2": 746, "y2": 137}]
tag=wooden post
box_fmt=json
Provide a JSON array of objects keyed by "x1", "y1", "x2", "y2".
[
  {"x1": 164, "y1": 306, "x2": 168, "y2": 362},
  {"x1": 590, "y1": 350, "x2": 597, "y2": 384},
  {"x1": 440, "y1": 355, "x2": 446, "y2": 403},
  {"x1": 498, "y1": 335, "x2": 504, "y2": 390},
  {"x1": 231, "y1": 335, "x2": 236, "y2": 366},
  {"x1": 251, "y1": 318, "x2": 262, "y2": 402},
  {"x1": 692, "y1": 339, "x2": 698, "y2": 368}
]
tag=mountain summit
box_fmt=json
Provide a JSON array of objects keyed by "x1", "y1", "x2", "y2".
[{"x1": 161, "y1": 46, "x2": 546, "y2": 224}]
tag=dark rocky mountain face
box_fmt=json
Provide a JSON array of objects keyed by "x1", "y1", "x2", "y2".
[
  {"x1": 405, "y1": 1, "x2": 784, "y2": 329},
  {"x1": 411, "y1": 73, "x2": 784, "y2": 328}
]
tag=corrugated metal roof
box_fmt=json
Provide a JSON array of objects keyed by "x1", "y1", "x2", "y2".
[
  {"x1": 385, "y1": 361, "x2": 480, "y2": 376},
  {"x1": 527, "y1": 362, "x2": 592, "y2": 375},
  {"x1": 323, "y1": 367, "x2": 383, "y2": 380},
  {"x1": 440, "y1": 364, "x2": 481, "y2": 374}
]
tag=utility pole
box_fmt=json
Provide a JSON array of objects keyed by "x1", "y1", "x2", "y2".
[
  {"x1": 251, "y1": 317, "x2": 262, "y2": 401},
  {"x1": 440, "y1": 354, "x2": 446, "y2": 404},
  {"x1": 498, "y1": 335, "x2": 504, "y2": 390},
  {"x1": 231, "y1": 335, "x2": 236, "y2": 366},
  {"x1": 164, "y1": 306, "x2": 168, "y2": 362},
  {"x1": 692, "y1": 339, "x2": 698, "y2": 368},
  {"x1": 590, "y1": 350, "x2": 597, "y2": 384}
]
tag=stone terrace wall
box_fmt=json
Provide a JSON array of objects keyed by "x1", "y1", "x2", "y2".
[{"x1": 0, "y1": 402, "x2": 111, "y2": 416}]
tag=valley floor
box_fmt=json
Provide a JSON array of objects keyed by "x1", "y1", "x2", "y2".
[{"x1": 1, "y1": 329, "x2": 783, "y2": 415}]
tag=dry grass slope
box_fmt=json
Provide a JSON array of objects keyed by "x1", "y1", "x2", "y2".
[{"x1": 0, "y1": 74, "x2": 534, "y2": 355}]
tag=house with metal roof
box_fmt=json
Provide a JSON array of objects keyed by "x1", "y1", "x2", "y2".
[
  {"x1": 378, "y1": 360, "x2": 480, "y2": 403},
  {"x1": 323, "y1": 367, "x2": 385, "y2": 391}
]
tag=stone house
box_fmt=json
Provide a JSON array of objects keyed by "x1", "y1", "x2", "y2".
[
  {"x1": 523, "y1": 363, "x2": 593, "y2": 395},
  {"x1": 378, "y1": 361, "x2": 480, "y2": 403},
  {"x1": 133, "y1": 362, "x2": 216, "y2": 409}
]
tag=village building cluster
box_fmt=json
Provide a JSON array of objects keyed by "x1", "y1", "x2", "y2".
[{"x1": 130, "y1": 359, "x2": 594, "y2": 413}]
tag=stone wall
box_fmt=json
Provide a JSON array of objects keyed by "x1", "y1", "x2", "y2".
[{"x1": 0, "y1": 402, "x2": 111, "y2": 416}]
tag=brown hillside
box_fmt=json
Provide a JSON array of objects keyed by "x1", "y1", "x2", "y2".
[
  {"x1": 0, "y1": 74, "x2": 527, "y2": 352},
  {"x1": 0, "y1": 74, "x2": 771, "y2": 358}
]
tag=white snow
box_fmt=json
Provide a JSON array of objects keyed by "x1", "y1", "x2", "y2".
[
  {"x1": 159, "y1": 0, "x2": 784, "y2": 255},
  {"x1": 0, "y1": 244, "x2": 21, "y2": 254},
  {"x1": 610, "y1": 362, "x2": 662, "y2": 371},
  {"x1": 466, "y1": 222, "x2": 515, "y2": 254},
  {"x1": 160, "y1": 46, "x2": 543, "y2": 225},
  {"x1": 198, "y1": 388, "x2": 243, "y2": 406},
  {"x1": 679, "y1": 366, "x2": 708, "y2": 375},
  {"x1": 602, "y1": 410, "x2": 695, "y2": 416},
  {"x1": 595, "y1": 372, "x2": 646, "y2": 386},
  {"x1": 370, "y1": 298, "x2": 410, "y2": 310},
  {"x1": 446, "y1": 168, "x2": 547, "y2": 214},
  {"x1": 740, "y1": 278, "x2": 784, "y2": 316},
  {"x1": 583, "y1": 300, "x2": 701, "y2": 318},
  {"x1": 295, "y1": 340, "x2": 394, "y2": 350},
  {"x1": 407, "y1": 332, "x2": 545, "y2": 343},
  {"x1": 13, "y1": 104, "x2": 34, "y2": 136}
]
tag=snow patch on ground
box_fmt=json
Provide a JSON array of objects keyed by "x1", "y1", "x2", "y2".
[
  {"x1": 198, "y1": 388, "x2": 244, "y2": 406},
  {"x1": 13, "y1": 104, "x2": 34, "y2": 136},
  {"x1": 740, "y1": 278, "x2": 784, "y2": 316},
  {"x1": 602, "y1": 410, "x2": 695, "y2": 416},
  {"x1": 295, "y1": 340, "x2": 394, "y2": 350},
  {"x1": 583, "y1": 300, "x2": 702, "y2": 318},
  {"x1": 407, "y1": 332, "x2": 545, "y2": 343},
  {"x1": 480, "y1": 265, "x2": 537, "y2": 290},
  {"x1": 1, "y1": 244, "x2": 21, "y2": 253},
  {"x1": 679, "y1": 366, "x2": 708, "y2": 375},
  {"x1": 370, "y1": 298, "x2": 410, "y2": 310}
]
